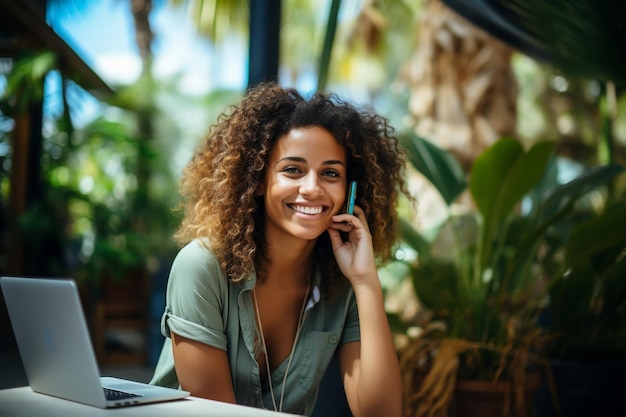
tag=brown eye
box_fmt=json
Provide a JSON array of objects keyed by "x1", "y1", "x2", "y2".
[{"x1": 282, "y1": 166, "x2": 301, "y2": 174}]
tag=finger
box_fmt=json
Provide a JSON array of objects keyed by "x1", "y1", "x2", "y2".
[
  {"x1": 349, "y1": 206, "x2": 371, "y2": 233},
  {"x1": 332, "y1": 214, "x2": 360, "y2": 229},
  {"x1": 327, "y1": 227, "x2": 345, "y2": 251},
  {"x1": 329, "y1": 220, "x2": 354, "y2": 232},
  {"x1": 330, "y1": 211, "x2": 356, "y2": 224}
]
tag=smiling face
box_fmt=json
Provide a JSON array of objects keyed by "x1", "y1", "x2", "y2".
[{"x1": 259, "y1": 126, "x2": 348, "y2": 244}]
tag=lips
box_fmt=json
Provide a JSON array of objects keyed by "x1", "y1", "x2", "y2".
[{"x1": 290, "y1": 204, "x2": 325, "y2": 215}]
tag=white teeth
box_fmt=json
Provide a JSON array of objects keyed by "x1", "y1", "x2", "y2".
[{"x1": 292, "y1": 205, "x2": 323, "y2": 215}]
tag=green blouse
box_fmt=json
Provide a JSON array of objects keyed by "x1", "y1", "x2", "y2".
[{"x1": 149, "y1": 239, "x2": 360, "y2": 415}]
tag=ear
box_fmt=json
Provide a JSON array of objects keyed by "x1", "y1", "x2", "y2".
[{"x1": 254, "y1": 181, "x2": 265, "y2": 196}]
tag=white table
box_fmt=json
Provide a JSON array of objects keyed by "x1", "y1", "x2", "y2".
[{"x1": 0, "y1": 386, "x2": 302, "y2": 416}]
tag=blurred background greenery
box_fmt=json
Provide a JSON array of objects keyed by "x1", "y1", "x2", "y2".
[
  {"x1": 2, "y1": 0, "x2": 623, "y2": 285},
  {"x1": 1, "y1": 0, "x2": 625, "y2": 415}
]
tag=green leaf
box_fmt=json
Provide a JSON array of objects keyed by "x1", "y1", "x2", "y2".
[
  {"x1": 505, "y1": 165, "x2": 624, "y2": 282},
  {"x1": 470, "y1": 138, "x2": 554, "y2": 269},
  {"x1": 535, "y1": 164, "x2": 625, "y2": 223},
  {"x1": 499, "y1": 0, "x2": 626, "y2": 86},
  {"x1": 471, "y1": 138, "x2": 523, "y2": 219},
  {"x1": 471, "y1": 139, "x2": 553, "y2": 222},
  {"x1": 399, "y1": 131, "x2": 467, "y2": 206}
]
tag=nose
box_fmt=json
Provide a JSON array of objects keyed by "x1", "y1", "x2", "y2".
[{"x1": 299, "y1": 173, "x2": 323, "y2": 198}]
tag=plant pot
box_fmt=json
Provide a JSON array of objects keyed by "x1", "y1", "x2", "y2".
[
  {"x1": 451, "y1": 379, "x2": 539, "y2": 417},
  {"x1": 533, "y1": 359, "x2": 626, "y2": 417}
]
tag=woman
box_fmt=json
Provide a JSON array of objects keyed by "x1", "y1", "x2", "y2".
[{"x1": 150, "y1": 82, "x2": 409, "y2": 416}]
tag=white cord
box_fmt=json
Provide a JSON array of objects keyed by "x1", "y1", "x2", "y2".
[{"x1": 253, "y1": 284, "x2": 309, "y2": 412}]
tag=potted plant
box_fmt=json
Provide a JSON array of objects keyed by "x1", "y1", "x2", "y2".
[
  {"x1": 533, "y1": 198, "x2": 626, "y2": 416},
  {"x1": 392, "y1": 133, "x2": 624, "y2": 417}
]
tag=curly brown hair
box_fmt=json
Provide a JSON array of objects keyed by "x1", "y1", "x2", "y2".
[{"x1": 175, "y1": 82, "x2": 410, "y2": 296}]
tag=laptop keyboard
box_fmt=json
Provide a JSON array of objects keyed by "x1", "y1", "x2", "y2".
[{"x1": 104, "y1": 387, "x2": 141, "y2": 401}]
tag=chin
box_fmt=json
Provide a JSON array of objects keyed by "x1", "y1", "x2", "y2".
[{"x1": 291, "y1": 227, "x2": 326, "y2": 241}]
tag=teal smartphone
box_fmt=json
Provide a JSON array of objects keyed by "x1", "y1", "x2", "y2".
[{"x1": 346, "y1": 181, "x2": 357, "y2": 215}]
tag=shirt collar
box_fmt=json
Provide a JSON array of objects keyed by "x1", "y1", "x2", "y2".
[
  {"x1": 306, "y1": 268, "x2": 321, "y2": 311},
  {"x1": 244, "y1": 266, "x2": 321, "y2": 311}
]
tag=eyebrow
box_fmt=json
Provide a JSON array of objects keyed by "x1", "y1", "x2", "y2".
[{"x1": 277, "y1": 156, "x2": 345, "y2": 166}]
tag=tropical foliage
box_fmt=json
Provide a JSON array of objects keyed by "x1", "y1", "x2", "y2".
[
  {"x1": 496, "y1": 0, "x2": 626, "y2": 86},
  {"x1": 436, "y1": 0, "x2": 626, "y2": 366},
  {"x1": 0, "y1": 46, "x2": 185, "y2": 280},
  {"x1": 544, "y1": 201, "x2": 626, "y2": 361},
  {"x1": 393, "y1": 133, "x2": 624, "y2": 417}
]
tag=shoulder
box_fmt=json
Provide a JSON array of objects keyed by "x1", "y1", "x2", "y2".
[
  {"x1": 172, "y1": 239, "x2": 221, "y2": 274},
  {"x1": 168, "y1": 239, "x2": 226, "y2": 295}
]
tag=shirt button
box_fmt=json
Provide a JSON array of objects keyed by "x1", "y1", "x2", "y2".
[{"x1": 329, "y1": 335, "x2": 338, "y2": 344}]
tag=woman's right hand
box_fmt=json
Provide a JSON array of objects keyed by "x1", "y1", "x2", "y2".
[{"x1": 327, "y1": 205, "x2": 377, "y2": 287}]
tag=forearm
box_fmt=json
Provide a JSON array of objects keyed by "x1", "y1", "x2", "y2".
[{"x1": 349, "y1": 276, "x2": 403, "y2": 417}]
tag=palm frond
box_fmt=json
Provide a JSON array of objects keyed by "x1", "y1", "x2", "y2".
[
  {"x1": 443, "y1": 0, "x2": 626, "y2": 85},
  {"x1": 500, "y1": 0, "x2": 626, "y2": 85}
]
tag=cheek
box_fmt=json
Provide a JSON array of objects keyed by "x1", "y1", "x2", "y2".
[
  {"x1": 332, "y1": 187, "x2": 348, "y2": 213},
  {"x1": 266, "y1": 177, "x2": 292, "y2": 196}
]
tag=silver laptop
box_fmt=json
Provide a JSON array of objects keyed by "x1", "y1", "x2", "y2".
[{"x1": 0, "y1": 276, "x2": 190, "y2": 408}]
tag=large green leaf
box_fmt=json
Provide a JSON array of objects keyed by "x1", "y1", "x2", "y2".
[
  {"x1": 443, "y1": 0, "x2": 626, "y2": 86},
  {"x1": 471, "y1": 139, "x2": 553, "y2": 222},
  {"x1": 505, "y1": 164, "x2": 625, "y2": 280},
  {"x1": 470, "y1": 138, "x2": 554, "y2": 269},
  {"x1": 499, "y1": 0, "x2": 626, "y2": 86},
  {"x1": 471, "y1": 138, "x2": 521, "y2": 219},
  {"x1": 399, "y1": 131, "x2": 467, "y2": 206},
  {"x1": 534, "y1": 164, "x2": 625, "y2": 224}
]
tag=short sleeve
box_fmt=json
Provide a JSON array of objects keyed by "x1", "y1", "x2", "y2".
[
  {"x1": 160, "y1": 240, "x2": 229, "y2": 351},
  {"x1": 339, "y1": 288, "x2": 360, "y2": 345}
]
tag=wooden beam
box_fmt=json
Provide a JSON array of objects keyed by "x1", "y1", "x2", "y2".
[
  {"x1": 0, "y1": 0, "x2": 114, "y2": 98},
  {"x1": 7, "y1": 111, "x2": 31, "y2": 275}
]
